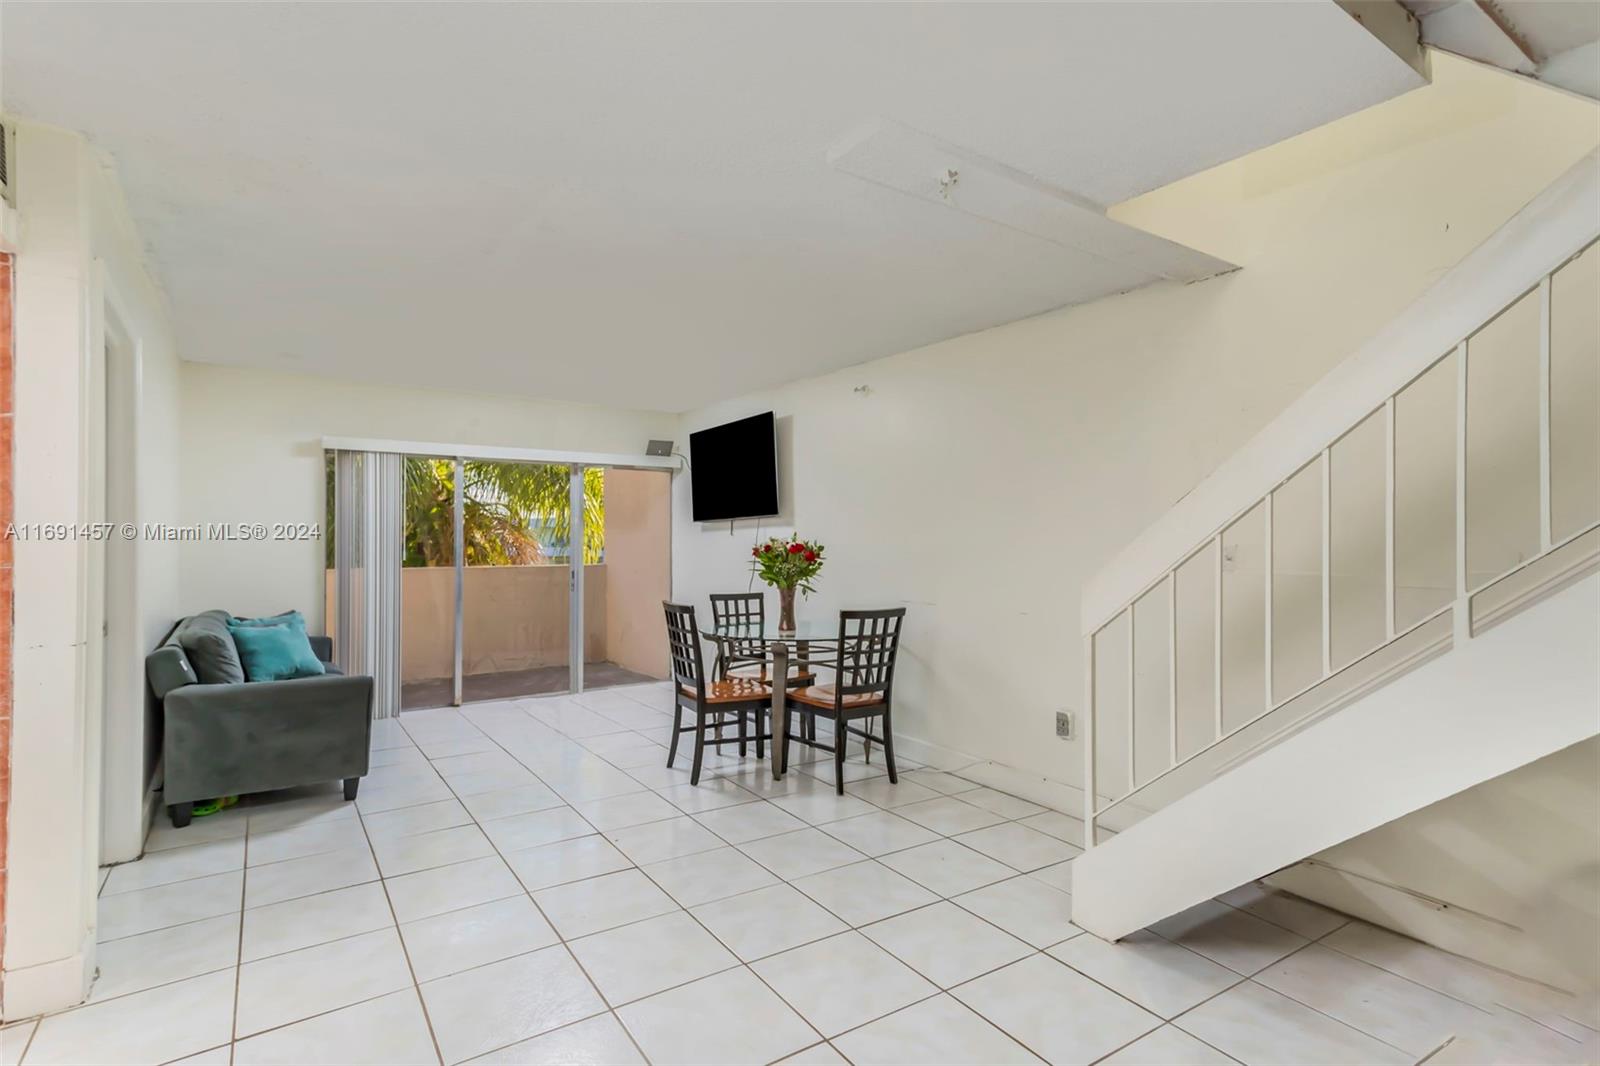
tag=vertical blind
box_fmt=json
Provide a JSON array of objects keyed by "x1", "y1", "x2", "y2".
[{"x1": 334, "y1": 450, "x2": 404, "y2": 718}]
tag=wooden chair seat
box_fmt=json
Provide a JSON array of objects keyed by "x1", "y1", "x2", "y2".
[
  {"x1": 678, "y1": 677, "x2": 772, "y2": 704},
  {"x1": 788, "y1": 684, "x2": 885, "y2": 710}
]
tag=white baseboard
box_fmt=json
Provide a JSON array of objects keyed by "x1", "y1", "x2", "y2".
[
  {"x1": 886, "y1": 729, "x2": 1149, "y2": 834},
  {"x1": 1, "y1": 931, "x2": 93, "y2": 1022},
  {"x1": 890, "y1": 730, "x2": 1086, "y2": 819},
  {"x1": 887, "y1": 732, "x2": 984, "y2": 774}
]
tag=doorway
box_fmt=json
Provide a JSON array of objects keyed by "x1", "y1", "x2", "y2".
[{"x1": 97, "y1": 303, "x2": 141, "y2": 864}]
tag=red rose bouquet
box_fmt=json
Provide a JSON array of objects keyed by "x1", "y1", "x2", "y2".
[{"x1": 750, "y1": 534, "x2": 825, "y2": 633}]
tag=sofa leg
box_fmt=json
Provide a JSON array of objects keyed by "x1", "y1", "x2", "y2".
[
  {"x1": 344, "y1": 777, "x2": 361, "y2": 801},
  {"x1": 169, "y1": 802, "x2": 193, "y2": 828}
]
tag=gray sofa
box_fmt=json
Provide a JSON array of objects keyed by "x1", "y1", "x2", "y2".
[{"x1": 147, "y1": 611, "x2": 373, "y2": 827}]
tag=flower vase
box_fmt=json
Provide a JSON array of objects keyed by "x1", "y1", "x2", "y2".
[{"x1": 777, "y1": 586, "x2": 797, "y2": 636}]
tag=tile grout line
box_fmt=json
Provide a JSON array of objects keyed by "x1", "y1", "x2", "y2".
[
  {"x1": 349, "y1": 788, "x2": 448, "y2": 1066},
  {"x1": 552, "y1": 698, "x2": 1112, "y2": 1063},
  {"x1": 102, "y1": 787, "x2": 975, "y2": 972},
  {"x1": 430, "y1": 704, "x2": 658, "y2": 1066},
  {"x1": 1160, "y1": 933, "x2": 1420, "y2": 1062},
  {"x1": 1293, "y1": 920, "x2": 1589, "y2": 1051},
  {"x1": 70, "y1": 686, "x2": 1474, "y2": 1066},
  {"x1": 228, "y1": 805, "x2": 249, "y2": 1064},
  {"x1": 1310, "y1": 917, "x2": 1592, "y2": 1039},
  {"x1": 493, "y1": 691, "x2": 1001, "y2": 1059},
  {"x1": 67, "y1": 696, "x2": 1041, "y2": 1054},
  {"x1": 571, "y1": 695, "x2": 1332, "y2": 1062},
  {"x1": 493, "y1": 686, "x2": 924, "y2": 1062}
]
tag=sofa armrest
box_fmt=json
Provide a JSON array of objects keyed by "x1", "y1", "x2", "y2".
[
  {"x1": 147, "y1": 644, "x2": 198, "y2": 700},
  {"x1": 308, "y1": 635, "x2": 334, "y2": 663}
]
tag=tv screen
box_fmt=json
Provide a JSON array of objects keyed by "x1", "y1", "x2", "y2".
[{"x1": 689, "y1": 412, "x2": 779, "y2": 522}]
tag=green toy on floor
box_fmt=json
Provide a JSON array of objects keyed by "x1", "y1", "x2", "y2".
[{"x1": 189, "y1": 795, "x2": 238, "y2": 818}]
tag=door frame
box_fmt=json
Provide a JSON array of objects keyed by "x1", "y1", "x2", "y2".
[{"x1": 93, "y1": 265, "x2": 146, "y2": 865}]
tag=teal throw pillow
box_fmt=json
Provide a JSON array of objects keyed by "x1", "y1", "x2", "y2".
[
  {"x1": 227, "y1": 618, "x2": 326, "y2": 682},
  {"x1": 232, "y1": 609, "x2": 308, "y2": 634}
]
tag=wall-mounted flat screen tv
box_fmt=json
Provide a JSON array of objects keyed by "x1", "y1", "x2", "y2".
[{"x1": 689, "y1": 411, "x2": 779, "y2": 522}]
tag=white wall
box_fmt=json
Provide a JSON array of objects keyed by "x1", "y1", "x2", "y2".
[
  {"x1": 178, "y1": 365, "x2": 678, "y2": 633},
  {"x1": 4, "y1": 119, "x2": 182, "y2": 1015},
  {"x1": 670, "y1": 53, "x2": 1600, "y2": 796}
]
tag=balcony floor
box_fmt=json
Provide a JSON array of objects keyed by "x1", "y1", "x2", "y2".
[{"x1": 401, "y1": 660, "x2": 659, "y2": 709}]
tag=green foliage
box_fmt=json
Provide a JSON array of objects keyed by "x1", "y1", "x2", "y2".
[
  {"x1": 751, "y1": 534, "x2": 825, "y2": 594},
  {"x1": 325, "y1": 452, "x2": 337, "y2": 569},
  {"x1": 323, "y1": 455, "x2": 604, "y2": 569},
  {"x1": 403, "y1": 459, "x2": 605, "y2": 567}
]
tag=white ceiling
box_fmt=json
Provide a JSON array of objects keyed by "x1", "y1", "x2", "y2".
[
  {"x1": 4, "y1": 2, "x2": 1423, "y2": 412},
  {"x1": 1401, "y1": 1, "x2": 1600, "y2": 99}
]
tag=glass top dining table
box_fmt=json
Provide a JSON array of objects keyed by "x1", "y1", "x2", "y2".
[
  {"x1": 702, "y1": 620, "x2": 840, "y2": 643},
  {"x1": 698, "y1": 621, "x2": 834, "y2": 779}
]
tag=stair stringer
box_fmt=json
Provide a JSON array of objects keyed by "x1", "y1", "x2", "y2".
[{"x1": 1071, "y1": 573, "x2": 1600, "y2": 941}]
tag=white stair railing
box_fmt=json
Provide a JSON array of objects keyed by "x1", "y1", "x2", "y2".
[{"x1": 1079, "y1": 151, "x2": 1600, "y2": 851}]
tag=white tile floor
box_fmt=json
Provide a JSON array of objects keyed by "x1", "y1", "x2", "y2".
[{"x1": 7, "y1": 682, "x2": 1596, "y2": 1065}]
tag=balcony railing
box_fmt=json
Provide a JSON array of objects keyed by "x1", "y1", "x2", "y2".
[{"x1": 1079, "y1": 155, "x2": 1599, "y2": 849}]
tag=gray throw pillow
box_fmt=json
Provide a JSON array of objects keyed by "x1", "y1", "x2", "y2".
[{"x1": 176, "y1": 609, "x2": 246, "y2": 685}]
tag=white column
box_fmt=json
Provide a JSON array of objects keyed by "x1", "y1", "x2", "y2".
[{"x1": 3, "y1": 123, "x2": 99, "y2": 1017}]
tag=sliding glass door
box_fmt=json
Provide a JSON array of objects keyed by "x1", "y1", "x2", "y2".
[
  {"x1": 329, "y1": 450, "x2": 671, "y2": 710},
  {"x1": 461, "y1": 459, "x2": 575, "y2": 702},
  {"x1": 399, "y1": 457, "x2": 457, "y2": 711}
]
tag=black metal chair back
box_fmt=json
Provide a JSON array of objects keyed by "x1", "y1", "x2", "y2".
[
  {"x1": 709, "y1": 593, "x2": 765, "y2": 662},
  {"x1": 834, "y1": 608, "x2": 906, "y2": 699},
  {"x1": 663, "y1": 602, "x2": 707, "y2": 693}
]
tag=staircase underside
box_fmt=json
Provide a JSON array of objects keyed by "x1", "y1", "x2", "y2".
[{"x1": 1072, "y1": 571, "x2": 1600, "y2": 941}]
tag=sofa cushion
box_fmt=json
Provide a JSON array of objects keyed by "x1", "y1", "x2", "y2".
[
  {"x1": 227, "y1": 618, "x2": 327, "y2": 682},
  {"x1": 176, "y1": 610, "x2": 246, "y2": 685}
]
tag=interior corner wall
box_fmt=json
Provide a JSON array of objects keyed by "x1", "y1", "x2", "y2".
[
  {"x1": 3, "y1": 119, "x2": 182, "y2": 1017},
  {"x1": 176, "y1": 366, "x2": 678, "y2": 636},
  {"x1": 669, "y1": 53, "x2": 1600, "y2": 800}
]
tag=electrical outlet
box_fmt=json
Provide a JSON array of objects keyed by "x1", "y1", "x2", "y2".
[{"x1": 1055, "y1": 711, "x2": 1074, "y2": 739}]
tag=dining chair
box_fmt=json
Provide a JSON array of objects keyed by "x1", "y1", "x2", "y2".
[
  {"x1": 785, "y1": 607, "x2": 906, "y2": 794},
  {"x1": 708, "y1": 593, "x2": 766, "y2": 680},
  {"x1": 663, "y1": 602, "x2": 773, "y2": 785}
]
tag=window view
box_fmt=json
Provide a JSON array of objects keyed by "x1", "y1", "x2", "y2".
[
  {"x1": 400, "y1": 457, "x2": 458, "y2": 709},
  {"x1": 325, "y1": 454, "x2": 669, "y2": 708},
  {"x1": 459, "y1": 459, "x2": 580, "y2": 703}
]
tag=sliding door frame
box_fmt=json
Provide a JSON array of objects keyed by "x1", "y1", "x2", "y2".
[
  {"x1": 328, "y1": 437, "x2": 675, "y2": 708},
  {"x1": 568, "y1": 465, "x2": 586, "y2": 695},
  {"x1": 452, "y1": 457, "x2": 465, "y2": 706}
]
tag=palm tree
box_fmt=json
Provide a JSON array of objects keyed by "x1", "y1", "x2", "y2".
[
  {"x1": 403, "y1": 459, "x2": 605, "y2": 567},
  {"x1": 325, "y1": 455, "x2": 605, "y2": 568}
]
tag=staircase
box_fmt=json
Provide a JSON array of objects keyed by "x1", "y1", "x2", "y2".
[{"x1": 1071, "y1": 149, "x2": 1600, "y2": 944}]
